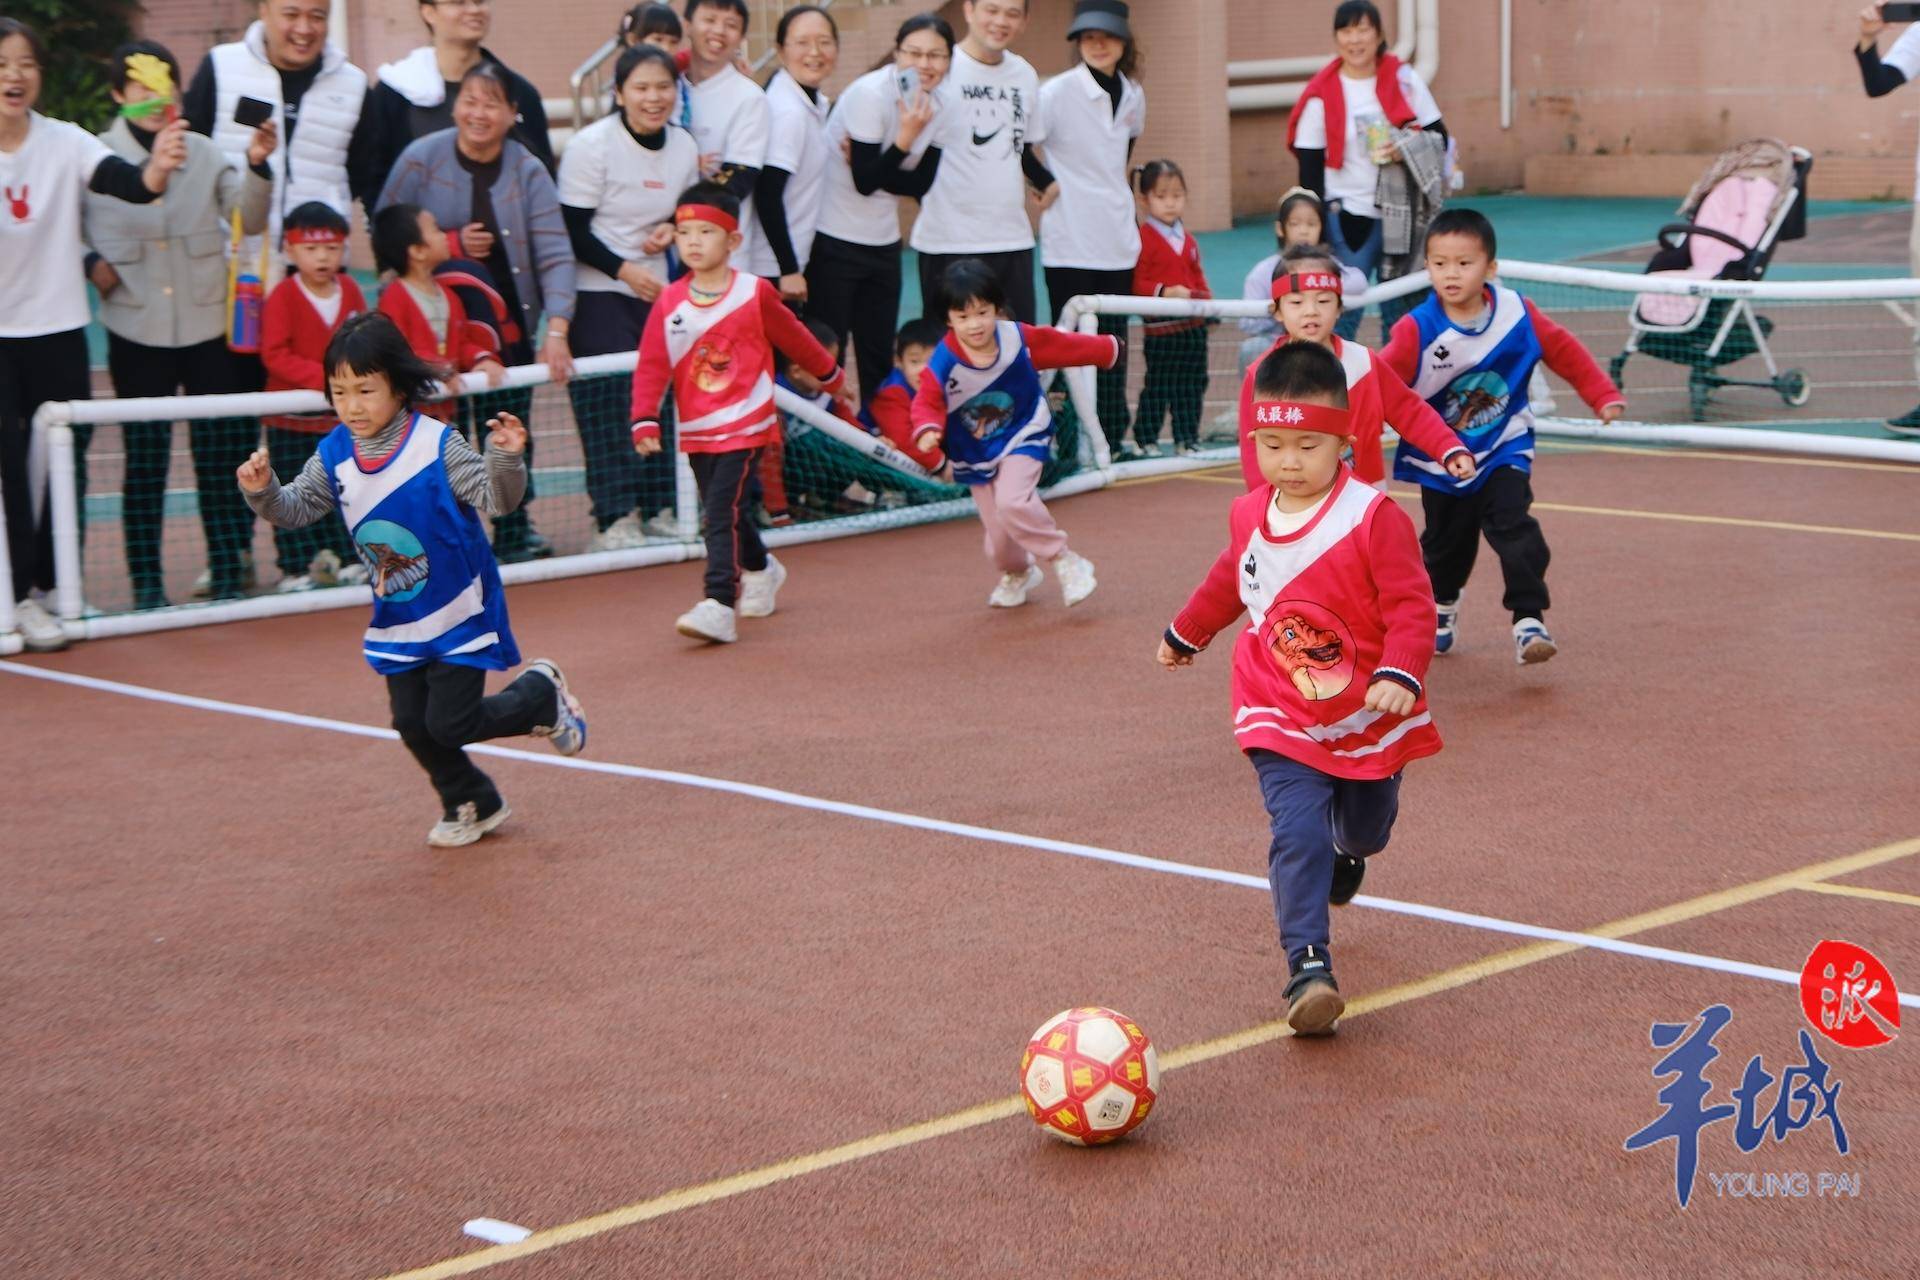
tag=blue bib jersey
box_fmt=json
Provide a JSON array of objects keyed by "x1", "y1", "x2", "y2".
[
  {"x1": 315, "y1": 414, "x2": 520, "y2": 675},
  {"x1": 1391, "y1": 284, "x2": 1545, "y2": 496},
  {"x1": 924, "y1": 321, "x2": 1055, "y2": 486}
]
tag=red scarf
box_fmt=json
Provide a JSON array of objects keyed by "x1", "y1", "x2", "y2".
[{"x1": 1286, "y1": 54, "x2": 1417, "y2": 171}]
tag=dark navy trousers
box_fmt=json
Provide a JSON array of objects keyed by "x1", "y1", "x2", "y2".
[{"x1": 1249, "y1": 748, "x2": 1402, "y2": 967}]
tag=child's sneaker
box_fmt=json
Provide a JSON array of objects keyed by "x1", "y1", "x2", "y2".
[
  {"x1": 275, "y1": 574, "x2": 316, "y2": 593},
  {"x1": 1285, "y1": 945, "x2": 1344, "y2": 1036},
  {"x1": 737, "y1": 555, "x2": 787, "y2": 618},
  {"x1": 1435, "y1": 595, "x2": 1461, "y2": 654},
  {"x1": 676, "y1": 597, "x2": 738, "y2": 643},
  {"x1": 1513, "y1": 617, "x2": 1557, "y2": 665},
  {"x1": 1053, "y1": 550, "x2": 1098, "y2": 607},
  {"x1": 428, "y1": 797, "x2": 511, "y2": 848},
  {"x1": 526, "y1": 659, "x2": 587, "y2": 756},
  {"x1": 988, "y1": 564, "x2": 1044, "y2": 608},
  {"x1": 1330, "y1": 849, "x2": 1366, "y2": 906},
  {"x1": 588, "y1": 512, "x2": 648, "y2": 552}
]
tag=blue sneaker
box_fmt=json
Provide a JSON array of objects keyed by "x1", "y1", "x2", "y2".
[
  {"x1": 1434, "y1": 595, "x2": 1461, "y2": 654},
  {"x1": 1513, "y1": 618, "x2": 1558, "y2": 665},
  {"x1": 527, "y1": 659, "x2": 587, "y2": 755}
]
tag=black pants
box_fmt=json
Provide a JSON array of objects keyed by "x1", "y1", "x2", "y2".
[
  {"x1": 807, "y1": 233, "x2": 902, "y2": 405},
  {"x1": 569, "y1": 291, "x2": 674, "y2": 530},
  {"x1": 1045, "y1": 266, "x2": 1132, "y2": 448},
  {"x1": 262, "y1": 425, "x2": 355, "y2": 576},
  {"x1": 1420, "y1": 466, "x2": 1551, "y2": 621},
  {"x1": 918, "y1": 248, "x2": 1036, "y2": 325},
  {"x1": 690, "y1": 447, "x2": 767, "y2": 608},
  {"x1": 105, "y1": 333, "x2": 258, "y2": 598},
  {"x1": 0, "y1": 328, "x2": 91, "y2": 603},
  {"x1": 386, "y1": 661, "x2": 557, "y2": 816},
  {"x1": 1135, "y1": 325, "x2": 1210, "y2": 450}
]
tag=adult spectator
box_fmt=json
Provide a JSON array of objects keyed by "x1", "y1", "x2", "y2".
[
  {"x1": 911, "y1": 0, "x2": 1054, "y2": 323},
  {"x1": 379, "y1": 62, "x2": 574, "y2": 561},
  {"x1": 183, "y1": 0, "x2": 374, "y2": 253},
  {"x1": 557, "y1": 43, "x2": 698, "y2": 550},
  {"x1": 1857, "y1": 3, "x2": 1920, "y2": 434},
  {"x1": 810, "y1": 12, "x2": 953, "y2": 402},
  {"x1": 84, "y1": 41, "x2": 276, "y2": 610},
  {"x1": 1038, "y1": 0, "x2": 1143, "y2": 443},
  {"x1": 1286, "y1": 0, "x2": 1446, "y2": 339},
  {"x1": 682, "y1": 0, "x2": 770, "y2": 268},
  {"x1": 748, "y1": 5, "x2": 838, "y2": 302},
  {"x1": 362, "y1": 0, "x2": 553, "y2": 202},
  {"x1": 0, "y1": 18, "x2": 186, "y2": 651}
]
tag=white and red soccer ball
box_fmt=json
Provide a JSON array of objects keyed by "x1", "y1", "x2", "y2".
[{"x1": 1019, "y1": 1006, "x2": 1161, "y2": 1145}]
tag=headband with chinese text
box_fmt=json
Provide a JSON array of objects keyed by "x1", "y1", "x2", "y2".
[
  {"x1": 675, "y1": 203, "x2": 739, "y2": 233},
  {"x1": 1246, "y1": 401, "x2": 1352, "y2": 438},
  {"x1": 283, "y1": 226, "x2": 346, "y2": 246},
  {"x1": 1271, "y1": 270, "x2": 1343, "y2": 300}
]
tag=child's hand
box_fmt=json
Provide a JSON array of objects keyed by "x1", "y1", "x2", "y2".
[
  {"x1": 486, "y1": 412, "x2": 527, "y2": 453},
  {"x1": 1445, "y1": 452, "x2": 1478, "y2": 480},
  {"x1": 479, "y1": 357, "x2": 507, "y2": 388},
  {"x1": 236, "y1": 447, "x2": 272, "y2": 493},
  {"x1": 1156, "y1": 639, "x2": 1195, "y2": 669},
  {"x1": 1163, "y1": 285, "x2": 1193, "y2": 300},
  {"x1": 1364, "y1": 678, "x2": 1417, "y2": 716},
  {"x1": 635, "y1": 434, "x2": 664, "y2": 456},
  {"x1": 1599, "y1": 403, "x2": 1625, "y2": 424}
]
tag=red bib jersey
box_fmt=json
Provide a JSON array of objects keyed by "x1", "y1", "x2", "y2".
[{"x1": 1167, "y1": 468, "x2": 1443, "y2": 780}]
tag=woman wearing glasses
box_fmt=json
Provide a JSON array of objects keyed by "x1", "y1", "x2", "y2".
[{"x1": 807, "y1": 12, "x2": 954, "y2": 403}]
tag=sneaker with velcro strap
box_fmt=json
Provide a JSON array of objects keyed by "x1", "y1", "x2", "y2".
[
  {"x1": 1434, "y1": 595, "x2": 1461, "y2": 655},
  {"x1": 526, "y1": 659, "x2": 587, "y2": 756},
  {"x1": 1513, "y1": 616, "x2": 1558, "y2": 665},
  {"x1": 1285, "y1": 945, "x2": 1344, "y2": 1035},
  {"x1": 428, "y1": 797, "x2": 511, "y2": 848}
]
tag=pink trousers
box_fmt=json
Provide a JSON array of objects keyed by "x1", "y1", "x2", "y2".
[{"x1": 971, "y1": 453, "x2": 1068, "y2": 573}]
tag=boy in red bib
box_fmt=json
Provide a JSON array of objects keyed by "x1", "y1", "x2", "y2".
[{"x1": 1160, "y1": 341, "x2": 1444, "y2": 1036}]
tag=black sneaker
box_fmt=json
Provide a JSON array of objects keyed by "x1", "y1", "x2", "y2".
[
  {"x1": 1330, "y1": 850, "x2": 1366, "y2": 906},
  {"x1": 1887, "y1": 404, "x2": 1920, "y2": 436},
  {"x1": 1285, "y1": 945, "x2": 1345, "y2": 1036}
]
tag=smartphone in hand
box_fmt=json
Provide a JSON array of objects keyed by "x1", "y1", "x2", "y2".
[
  {"x1": 895, "y1": 68, "x2": 918, "y2": 100},
  {"x1": 1884, "y1": 3, "x2": 1920, "y2": 22},
  {"x1": 234, "y1": 96, "x2": 275, "y2": 128}
]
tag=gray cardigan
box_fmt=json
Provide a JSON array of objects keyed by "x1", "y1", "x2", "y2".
[
  {"x1": 82, "y1": 118, "x2": 271, "y2": 350},
  {"x1": 376, "y1": 129, "x2": 576, "y2": 329}
]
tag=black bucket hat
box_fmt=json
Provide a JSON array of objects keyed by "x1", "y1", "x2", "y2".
[{"x1": 1066, "y1": 0, "x2": 1131, "y2": 41}]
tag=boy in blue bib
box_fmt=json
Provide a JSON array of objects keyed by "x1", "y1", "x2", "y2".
[{"x1": 240, "y1": 313, "x2": 588, "y2": 848}]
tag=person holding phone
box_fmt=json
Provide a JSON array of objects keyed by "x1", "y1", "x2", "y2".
[
  {"x1": 809, "y1": 12, "x2": 955, "y2": 403},
  {"x1": 1857, "y1": 2, "x2": 1920, "y2": 433}
]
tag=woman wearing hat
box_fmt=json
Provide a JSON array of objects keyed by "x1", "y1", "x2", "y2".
[{"x1": 1038, "y1": 0, "x2": 1144, "y2": 450}]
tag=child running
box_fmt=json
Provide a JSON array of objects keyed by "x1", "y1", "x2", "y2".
[
  {"x1": 1238, "y1": 188, "x2": 1368, "y2": 374},
  {"x1": 628, "y1": 181, "x2": 849, "y2": 644},
  {"x1": 1238, "y1": 242, "x2": 1475, "y2": 491},
  {"x1": 1158, "y1": 341, "x2": 1444, "y2": 1035},
  {"x1": 238, "y1": 312, "x2": 587, "y2": 849},
  {"x1": 1379, "y1": 208, "x2": 1624, "y2": 663},
  {"x1": 1129, "y1": 159, "x2": 1212, "y2": 459},
  {"x1": 911, "y1": 259, "x2": 1118, "y2": 610}
]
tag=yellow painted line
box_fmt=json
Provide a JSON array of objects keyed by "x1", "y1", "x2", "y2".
[
  {"x1": 1354, "y1": 487, "x2": 1920, "y2": 544},
  {"x1": 372, "y1": 834, "x2": 1920, "y2": 1280},
  {"x1": 1111, "y1": 464, "x2": 1238, "y2": 488},
  {"x1": 1792, "y1": 880, "x2": 1920, "y2": 910},
  {"x1": 1533, "y1": 441, "x2": 1920, "y2": 474}
]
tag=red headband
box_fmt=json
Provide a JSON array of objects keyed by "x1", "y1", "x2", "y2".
[
  {"x1": 675, "y1": 203, "x2": 738, "y2": 233},
  {"x1": 1246, "y1": 401, "x2": 1352, "y2": 438},
  {"x1": 1271, "y1": 270, "x2": 1343, "y2": 300},
  {"x1": 283, "y1": 226, "x2": 346, "y2": 246}
]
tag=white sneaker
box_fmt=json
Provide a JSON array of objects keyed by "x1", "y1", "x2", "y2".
[
  {"x1": 427, "y1": 799, "x2": 511, "y2": 848},
  {"x1": 193, "y1": 551, "x2": 256, "y2": 599},
  {"x1": 335, "y1": 561, "x2": 369, "y2": 587},
  {"x1": 988, "y1": 564, "x2": 1044, "y2": 608},
  {"x1": 588, "y1": 512, "x2": 648, "y2": 552},
  {"x1": 643, "y1": 509, "x2": 682, "y2": 538},
  {"x1": 675, "y1": 597, "x2": 738, "y2": 643},
  {"x1": 275, "y1": 574, "x2": 316, "y2": 594},
  {"x1": 12, "y1": 597, "x2": 68, "y2": 652},
  {"x1": 737, "y1": 555, "x2": 787, "y2": 618},
  {"x1": 1053, "y1": 550, "x2": 1098, "y2": 607}
]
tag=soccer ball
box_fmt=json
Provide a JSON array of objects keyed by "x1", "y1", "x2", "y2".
[{"x1": 1019, "y1": 1006, "x2": 1160, "y2": 1145}]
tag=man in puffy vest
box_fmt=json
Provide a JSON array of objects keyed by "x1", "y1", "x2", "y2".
[{"x1": 183, "y1": 0, "x2": 376, "y2": 272}]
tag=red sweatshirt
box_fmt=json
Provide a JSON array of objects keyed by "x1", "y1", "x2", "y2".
[
  {"x1": 862, "y1": 374, "x2": 945, "y2": 470},
  {"x1": 1166, "y1": 468, "x2": 1442, "y2": 780},
  {"x1": 629, "y1": 269, "x2": 844, "y2": 454},
  {"x1": 376, "y1": 277, "x2": 498, "y2": 374},
  {"x1": 262, "y1": 274, "x2": 367, "y2": 433},
  {"x1": 1133, "y1": 220, "x2": 1211, "y2": 336},
  {"x1": 1237, "y1": 335, "x2": 1466, "y2": 488}
]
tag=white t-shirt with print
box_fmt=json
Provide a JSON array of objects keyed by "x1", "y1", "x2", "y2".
[
  {"x1": 1883, "y1": 26, "x2": 1920, "y2": 203},
  {"x1": 911, "y1": 46, "x2": 1045, "y2": 255},
  {"x1": 684, "y1": 64, "x2": 771, "y2": 268},
  {"x1": 745, "y1": 70, "x2": 832, "y2": 277},
  {"x1": 0, "y1": 114, "x2": 114, "y2": 337},
  {"x1": 818, "y1": 66, "x2": 947, "y2": 249},
  {"x1": 558, "y1": 114, "x2": 702, "y2": 295},
  {"x1": 1291, "y1": 65, "x2": 1441, "y2": 219}
]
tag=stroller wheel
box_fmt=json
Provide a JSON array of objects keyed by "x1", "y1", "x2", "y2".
[{"x1": 1776, "y1": 368, "x2": 1811, "y2": 407}]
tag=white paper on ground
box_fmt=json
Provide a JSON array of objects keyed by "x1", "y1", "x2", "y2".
[{"x1": 462, "y1": 1218, "x2": 533, "y2": 1244}]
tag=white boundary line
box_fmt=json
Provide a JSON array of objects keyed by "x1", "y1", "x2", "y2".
[{"x1": 5, "y1": 659, "x2": 1914, "y2": 1009}]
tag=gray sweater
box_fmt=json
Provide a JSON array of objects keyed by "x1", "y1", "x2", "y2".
[{"x1": 245, "y1": 412, "x2": 526, "y2": 527}]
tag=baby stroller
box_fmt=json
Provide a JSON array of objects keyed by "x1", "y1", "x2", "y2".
[{"x1": 1609, "y1": 139, "x2": 1814, "y2": 419}]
